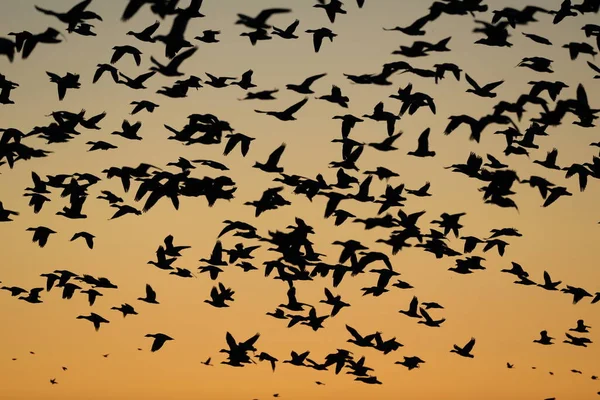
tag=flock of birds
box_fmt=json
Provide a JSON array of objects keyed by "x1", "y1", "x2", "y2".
[{"x1": 1, "y1": 0, "x2": 600, "y2": 398}]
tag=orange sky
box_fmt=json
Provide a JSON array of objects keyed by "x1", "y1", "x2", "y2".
[{"x1": 0, "y1": 0, "x2": 599, "y2": 399}]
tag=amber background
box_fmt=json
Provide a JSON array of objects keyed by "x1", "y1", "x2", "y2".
[{"x1": 0, "y1": 0, "x2": 599, "y2": 399}]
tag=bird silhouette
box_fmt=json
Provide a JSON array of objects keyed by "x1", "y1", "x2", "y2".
[
  {"x1": 70, "y1": 231, "x2": 95, "y2": 249},
  {"x1": 76, "y1": 313, "x2": 109, "y2": 331},
  {"x1": 255, "y1": 98, "x2": 309, "y2": 121},
  {"x1": 46, "y1": 72, "x2": 81, "y2": 100},
  {"x1": 145, "y1": 333, "x2": 174, "y2": 352},
  {"x1": 305, "y1": 28, "x2": 337, "y2": 52},
  {"x1": 451, "y1": 338, "x2": 476, "y2": 358}
]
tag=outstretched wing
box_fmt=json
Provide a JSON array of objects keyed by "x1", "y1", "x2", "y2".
[
  {"x1": 266, "y1": 143, "x2": 286, "y2": 166},
  {"x1": 301, "y1": 73, "x2": 327, "y2": 88},
  {"x1": 284, "y1": 97, "x2": 309, "y2": 115},
  {"x1": 345, "y1": 324, "x2": 361, "y2": 340},
  {"x1": 464, "y1": 74, "x2": 480, "y2": 90},
  {"x1": 588, "y1": 61, "x2": 600, "y2": 74},
  {"x1": 169, "y1": 47, "x2": 198, "y2": 69},
  {"x1": 463, "y1": 337, "x2": 476, "y2": 353},
  {"x1": 255, "y1": 8, "x2": 292, "y2": 25},
  {"x1": 482, "y1": 80, "x2": 504, "y2": 92},
  {"x1": 419, "y1": 307, "x2": 433, "y2": 322},
  {"x1": 417, "y1": 128, "x2": 431, "y2": 151}
]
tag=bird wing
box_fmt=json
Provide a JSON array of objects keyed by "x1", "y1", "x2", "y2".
[
  {"x1": 463, "y1": 338, "x2": 476, "y2": 352},
  {"x1": 419, "y1": 307, "x2": 433, "y2": 322},
  {"x1": 68, "y1": 0, "x2": 93, "y2": 17},
  {"x1": 286, "y1": 19, "x2": 300, "y2": 33},
  {"x1": 225, "y1": 332, "x2": 237, "y2": 349},
  {"x1": 240, "y1": 136, "x2": 253, "y2": 156},
  {"x1": 223, "y1": 135, "x2": 240, "y2": 156},
  {"x1": 241, "y1": 69, "x2": 254, "y2": 80},
  {"x1": 92, "y1": 66, "x2": 104, "y2": 83},
  {"x1": 110, "y1": 48, "x2": 124, "y2": 64},
  {"x1": 482, "y1": 80, "x2": 504, "y2": 92},
  {"x1": 57, "y1": 83, "x2": 67, "y2": 101},
  {"x1": 345, "y1": 324, "x2": 361, "y2": 340},
  {"x1": 87, "y1": 112, "x2": 107, "y2": 125},
  {"x1": 169, "y1": 47, "x2": 197, "y2": 69},
  {"x1": 313, "y1": 32, "x2": 324, "y2": 52},
  {"x1": 464, "y1": 74, "x2": 480, "y2": 90},
  {"x1": 409, "y1": 296, "x2": 418, "y2": 312},
  {"x1": 543, "y1": 271, "x2": 551, "y2": 285},
  {"x1": 211, "y1": 241, "x2": 223, "y2": 262},
  {"x1": 146, "y1": 284, "x2": 156, "y2": 298},
  {"x1": 255, "y1": 8, "x2": 291, "y2": 24},
  {"x1": 244, "y1": 333, "x2": 260, "y2": 348},
  {"x1": 331, "y1": 85, "x2": 342, "y2": 97},
  {"x1": 444, "y1": 115, "x2": 475, "y2": 135},
  {"x1": 266, "y1": 143, "x2": 286, "y2": 166},
  {"x1": 576, "y1": 83, "x2": 589, "y2": 107},
  {"x1": 34, "y1": 6, "x2": 57, "y2": 17},
  {"x1": 284, "y1": 97, "x2": 309, "y2": 115},
  {"x1": 141, "y1": 20, "x2": 160, "y2": 35},
  {"x1": 417, "y1": 128, "x2": 431, "y2": 151},
  {"x1": 588, "y1": 61, "x2": 600, "y2": 74},
  {"x1": 136, "y1": 71, "x2": 156, "y2": 84},
  {"x1": 122, "y1": 0, "x2": 147, "y2": 20},
  {"x1": 150, "y1": 338, "x2": 164, "y2": 352}
]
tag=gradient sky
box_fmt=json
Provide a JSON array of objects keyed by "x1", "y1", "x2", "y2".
[{"x1": 0, "y1": 0, "x2": 599, "y2": 399}]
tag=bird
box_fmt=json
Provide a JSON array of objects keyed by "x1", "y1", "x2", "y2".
[
  {"x1": 0, "y1": 201, "x2": 19, "y2": 222},
  {"x1": 255, "y1": 98, "x2": 309, "y2": 121},
  {"x1": 76, "y1": 313, "x2": 109, "y2": 331},
  {"x1": 46, "y1": 72, "x2": 81, "y2": 100},
  {"x1": 138, "y1": 284, "x2": 159, "y2": 304},
  {"x1": 537, "y1": 271, "x2": 561, "y2": 291},
  {"x1": 272, "y1": 19, "x2": 300, "y2": 39},
  {"x1": 195, "y1": 30, "x2": 220, "y2": 43},
  {"x1": 150, "y1": 47, "x2": 197, "y2": 77},
  {"x1": 305, "y1": 28, "x2": 337, "y2": 52},
  {"x1": 407, "y1": 128, "x2": 435, "y2": 157},
  {"x1": 465, "y1": 74, "x2": 504, "y2": 98},
  {"x1": 93, "y1": 64, "x2": 119, "y2": 84},
  {"x1": 145, "y1": 333, "x2": 174, "y2": 352},
  {"x1": 118, "y1": 71, "x2": 156, "y2": 89},
  {"x1": 235, "y1": 8, "x2": 291, "y2": 30},
  {"x1": 317, "y1": 85, "x2": 349, "y2": 108},
  {"x1": 418, "y1": 307, "x2": 445, "y2": 327},
  {"x1": 534, "y1": 330, "x2": 554, "y2": 345},
  {"x1": 70, "y1": 232, "x2": 95, "y2": 249},
  {"x1": 26, "y1": 226, "x2": 56, "y2": 247},
  {"x1": 253, "y1": 144, "x2": 286, "y2": 173},
  {"x1": 126, "y1": 20, "x2": 160, "y2": 42},
  {"x1": 399, "y1": 296, "x2": 422, "y2": 319},
  {"x1": 570, "y1": 319, "x2": 591, "y2": 333},
  {"x1": 201, "y1": 357, "x2": 213, "y2": 366},
  {"x1": 563, "y1": 42, "x2": 598, "y2": 60},
  {"x1": 451, "y1": 338, "x2": 476, "y2": 358},
  {"x1": 522, "y1": 32, "x2": 553, "y2": 45},
  {"x1": 232, "y1": 70, "x2": 257, "y2": 90},
  {"x1": 130, "y1": 100, "x2": 159, "y2": 115},
  {"x1": 111, "y1": 45, "x2": 142, "y2": 66},
  {"x1": 286, "y1": 73, "x2": 327, "y2": 94}
]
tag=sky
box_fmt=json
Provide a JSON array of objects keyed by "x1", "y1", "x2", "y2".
[{"x1": 0, "y1": 0, "x2": 599, "y2": 399}]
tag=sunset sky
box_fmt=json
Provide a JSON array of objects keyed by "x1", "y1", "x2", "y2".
[{"x1": 0, "y1": 0, "x2": 599, "y2": 399}]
